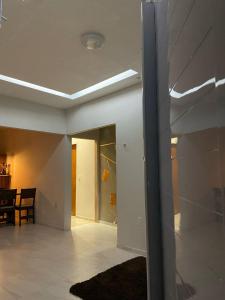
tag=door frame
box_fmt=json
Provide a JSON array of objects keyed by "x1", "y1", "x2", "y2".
[
  {"x1": 71, "y1": 144, "x2": 77, "y2": 216},
  {"x1": 70, "y1": 126, "x2": 117, "y2": 225}
]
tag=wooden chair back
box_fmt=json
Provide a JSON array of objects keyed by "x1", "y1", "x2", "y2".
[
  {"x1": 19, "y1": 188, "x2": 36, "y2": 207},
  {"x1": 0, "y1": 189, "x2": 17, "y2": 207}
]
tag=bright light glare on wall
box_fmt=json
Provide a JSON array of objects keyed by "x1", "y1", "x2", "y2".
[
  {"x1": 0, "y1": 69, "x2": 138, "y2": 100},
  {"x1": 170, "y1": 78, "x2": 215, "y2": 99},
  {"x1": 170, "y1": 76, "x2": 225, "y2": 100},
  {"x1": 171, "y1": 137, "x2": 178, "y2": 145}
]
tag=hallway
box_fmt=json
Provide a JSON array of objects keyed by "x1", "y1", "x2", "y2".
[{"x1": 0, "y1": 223, "x2": 137, "y2": 300}]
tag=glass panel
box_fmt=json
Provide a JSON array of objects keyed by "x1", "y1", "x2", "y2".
[
  {"x1": 167, "y1": 0, "x2": 225, "y2": 298},
  {"x1": 99, "y1": 126, "x2": 117, "y2": 224}
]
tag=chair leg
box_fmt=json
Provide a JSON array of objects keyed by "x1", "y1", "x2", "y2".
[
  {"x1": 33, "y1": 208, "x2": 35, "y2": 224},
  {"x1": 6, "y1": 212, "x2": 9, "y2": 224},
  {"x1": 19, "y1": 210, "x2": 21, "y2": 226},
  {"x1": 12, "y1": 210, "x2": 15, "y2": 226}
]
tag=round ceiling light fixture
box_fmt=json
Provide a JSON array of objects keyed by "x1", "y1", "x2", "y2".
[{"x1": 81, "y1": 32, "x2": 105, "y2": 50}]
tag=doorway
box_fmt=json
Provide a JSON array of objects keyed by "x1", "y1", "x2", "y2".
[{"x1": 71, "y1": 125, "x2": 117, "y2": 229}]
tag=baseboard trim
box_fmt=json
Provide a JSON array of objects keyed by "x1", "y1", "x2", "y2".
[
  {"x1": 36, "y1": 222, "x2": 65, "y2": 231},
  {"x1": 117, "y1": 243, "x2": 147, "y2": 256},
  {"x1": 98, "y1": 220, "x2": 117, "y2": 227},
  {"x1": 75, "y1": 215, "x2": 95, "y2": 222}
]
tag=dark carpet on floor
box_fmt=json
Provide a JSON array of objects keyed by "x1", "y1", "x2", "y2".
[{"x1": 70, "y1": 256, "x2": 196, "y2": 300}]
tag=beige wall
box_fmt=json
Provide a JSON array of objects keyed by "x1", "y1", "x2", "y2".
[{"x1": 0, "y1": 127, "x2": 71, "y2": 230}]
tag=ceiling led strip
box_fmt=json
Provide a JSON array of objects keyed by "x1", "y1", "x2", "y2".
[
  {"x1": 0, "y1": 8, "x2": 138, "y2": 101},
  {"x1": 0, "y1": 69, "x2": 138, "y2": 101}
]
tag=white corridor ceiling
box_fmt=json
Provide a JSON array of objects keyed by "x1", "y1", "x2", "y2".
[{"x1": 0, "y1": 0, "x2": 142, "y2": 108}]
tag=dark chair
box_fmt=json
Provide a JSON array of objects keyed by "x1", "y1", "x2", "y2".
[
  {"x1": 15, "y1": 188, "x2": 36, "y2": 226},
  {"x1": 0, "y1": 189, "x2": 17, "y2": 225}
]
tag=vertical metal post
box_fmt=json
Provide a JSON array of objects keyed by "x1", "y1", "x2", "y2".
[
  {"x1": 0, "y1": 0, "x2": 3, "y2": 24},
  {"x1": 142, "y1": 2, "x2": 165, "y2": 300}
]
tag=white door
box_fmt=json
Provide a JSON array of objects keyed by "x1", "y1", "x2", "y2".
[{"x1": 72, "y1": 138, "x2": 96, "y2": 220}]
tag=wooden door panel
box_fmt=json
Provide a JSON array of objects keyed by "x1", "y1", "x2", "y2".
[{"x1": 71, "y1": 144, "x2": 76, "y2": 216}]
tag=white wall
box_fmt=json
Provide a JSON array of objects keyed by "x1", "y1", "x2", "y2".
[
  {"x1": 67, "y1": 85, "x2": 146, "y2": 253},
  {"x1": 72, "y1": 138, "x2": 96, "y2": 220},
  {"x1": 0, "y1": 84, "x2": 146, "y2": 253},
  {"x1": 0, "y1": 95, "x2": 67, "y2": 134}
]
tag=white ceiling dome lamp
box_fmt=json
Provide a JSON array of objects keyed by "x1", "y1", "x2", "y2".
[{"x1": 81, "y1": 32, "x2": 105, "y2": 50}]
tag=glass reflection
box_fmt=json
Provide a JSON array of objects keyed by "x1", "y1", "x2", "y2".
[{"x1": 168, "y1": 0, "x2": 225, "y2": 299}]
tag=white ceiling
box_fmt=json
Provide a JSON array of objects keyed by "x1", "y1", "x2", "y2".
[{"x1": 0, "y1": 0, "x2": 142, "y2": 108}]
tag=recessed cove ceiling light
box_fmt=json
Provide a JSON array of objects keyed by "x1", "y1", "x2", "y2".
[
  {"x1": 0, "y1": 69, "x2": 138, "y2": 101},
  {"x1": 81, "y1": 32, "x2": 105, "y2": 50},
  {"x1": 0, "y1": 74, "x2": 69, "y2": 98},
  {"x1": 70, "y1": 69, "x2": 138, "y2": 99}
]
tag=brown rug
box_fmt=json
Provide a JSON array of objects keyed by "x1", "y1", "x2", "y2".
[{"x1": 70, "y1": 256, "x2": 195, "y2": 300}]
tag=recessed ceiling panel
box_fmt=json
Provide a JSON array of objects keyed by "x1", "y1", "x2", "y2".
[{"x1": 0, "y1": 0, "x2": 141, "y2": 107}]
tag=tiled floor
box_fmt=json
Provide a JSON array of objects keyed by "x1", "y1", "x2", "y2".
[
  {"x1": 0, "y1": 223, "x2": 137, "y2": 300},
  {"x1": 71, "y1": 216, "x2": 93, "y2": 228}
]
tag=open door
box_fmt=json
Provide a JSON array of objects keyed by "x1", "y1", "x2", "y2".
[
  {"x1": 71, "y1": 144, "x2": 76, "y2": 216},
  {"x1": 71, "y1": 138, "x2": 96, "y2": 220}
]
